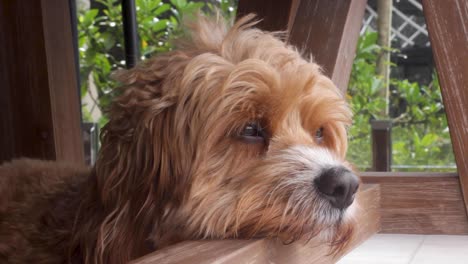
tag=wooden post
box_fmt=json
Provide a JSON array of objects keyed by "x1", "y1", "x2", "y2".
[
  {"x1": 370, "y1": 120, "x2": 392, "y2": 172},
  {"x1": 0, "y1": 0, "x2": 84, "y2": 164},
  {"x1": 422, "y1": 0, "x2": 468, "y2": 217}
]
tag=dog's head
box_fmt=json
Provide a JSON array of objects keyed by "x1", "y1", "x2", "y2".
[{"x1": 95, "y1": 13, "x2": 358, "y2": 260}]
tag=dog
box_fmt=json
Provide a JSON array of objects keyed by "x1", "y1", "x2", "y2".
[{"x1": 0, "y1": 13, "x2": 359, "y2": 264}]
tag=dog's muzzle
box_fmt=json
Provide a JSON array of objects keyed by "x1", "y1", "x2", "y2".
[
  {"x1": 282, "y1": 146, "x2": 359, "y2": 210},
  {"x1": 314, "y1": 167, "x2": 359, "y2": 210}
]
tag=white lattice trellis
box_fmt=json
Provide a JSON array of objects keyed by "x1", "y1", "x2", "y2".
[{"x1": 361, "y1": 0, "x2": 430, "y2": 48}]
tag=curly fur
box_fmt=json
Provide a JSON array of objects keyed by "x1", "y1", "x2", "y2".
[{"x1": 0, "y1": 13, "x2": 356, "y2": 264}]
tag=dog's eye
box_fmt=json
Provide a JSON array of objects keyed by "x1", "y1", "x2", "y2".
[
  {"x1": 315, "y1": 127, "x2": 324, "y2": 143},
  {"x1": 239, "y1": 121, "x2": 265, "y2": 143}
]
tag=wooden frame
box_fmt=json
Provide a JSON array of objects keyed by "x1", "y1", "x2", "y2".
[
  {"x1": 363, "y1": 0, "x2": 468, "y2": 232},
  {"x1": 358, "y1": 0, "x2": 468, "y2": 234},
  {"x1": 362, "y1": 172, "x2": 468, "y2": 234},
  {"x1": 357, "y1": 0, "x2": 468, "y2": 233},
  {"x1": 0, "y1": 0, "x2": 84, "y2": 164},
  {"x1": 422, "y1": 0, "x2": 468, "y2": 218}
]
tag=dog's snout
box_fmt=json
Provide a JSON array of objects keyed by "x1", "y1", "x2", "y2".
[{"x1": 314, "y1": 167, "x2": 359, "y2": 209}]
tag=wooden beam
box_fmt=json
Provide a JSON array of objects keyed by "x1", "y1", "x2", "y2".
[
  {"x1": 131, "y1": 185, "x2": 380, "y2": 264},
  {"x1": 0, "y1": 0, "x2": 84, "y2": 164},
  {"x1": 236, "y1": 0, "x2": 296, "y2": 32},
  {"x1": 288, "y1": 0, "x2": 367, "y2": 93},
  {"x1": 237, "y1": 0, "x2": 367, "y2": 93},
  {"x1": 422, "y1": 0, "x2": 468, "y2": 218},
  {"x1": 362, "y1": 172, "x2": 468, "y2": 235}
]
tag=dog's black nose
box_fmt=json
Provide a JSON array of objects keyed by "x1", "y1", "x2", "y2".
[{"x1": 314, "y1": 167, "x2": 359, "y2": 209}]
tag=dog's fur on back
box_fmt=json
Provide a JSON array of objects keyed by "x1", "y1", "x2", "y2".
[{"x1": 0, "y1": 13, "x2": 356, "y2": 264}]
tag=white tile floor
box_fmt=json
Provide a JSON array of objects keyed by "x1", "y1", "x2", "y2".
[{"x1": 338, "y1": 234, "x2": 468, "y2": 264}]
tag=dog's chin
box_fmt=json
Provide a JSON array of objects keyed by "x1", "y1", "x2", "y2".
[{"x1": 276, "y1": 198, "x2": 358, "y2": 248}]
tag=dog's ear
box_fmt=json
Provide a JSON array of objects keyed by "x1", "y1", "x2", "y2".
[
  {"x1": 86, "y1": 53, "x2": 192, "y2": 263},
  {"x1": 99, "y1": 55, "x2": 180, "y2": 203}
]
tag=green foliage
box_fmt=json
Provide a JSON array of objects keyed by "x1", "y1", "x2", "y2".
[
  {"x1": 347, "y1": 31, "x2": 456, "y2": 171},
  {"x1": 78, "y1": 0, "x2": 237, "y2": 125},
  {"x1": 390, "y1": 73, "x2": 454, "y2": 171},
  {"x1": 347, "y1": 31, "x2": 385, "y2": 170}
]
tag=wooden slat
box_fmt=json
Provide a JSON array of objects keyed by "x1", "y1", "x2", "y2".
[
  {"x1": 131, "y1": 185, "x2": 380, "y2": 264},
  {"x1": 237, "y1": 0, "x2": 367, "y2": 93},
  {"x1": 131, "y1": 240, "x2": 267, "y2": 264},
  {"x1": 362, "y1": 173, "x2": 468, "y2": 235},
  {"x1": 41, "y1": 0, "x2": 85, "y2": 163},
  {"x1": 288, "y1": 0, "x2": 367, "y2": 93},
  {"x1": 0, "y1": 0, "x2": 84, "y2": 163},
  {"x1": 422, "y1": 0, "x2": 468, "y2": 218},
  {"x1": 0, "y1": 0, "x2": 54, "y2": 161},
  {"x1": 236, "y1": 0, "x2": 295, "y2": 32}
]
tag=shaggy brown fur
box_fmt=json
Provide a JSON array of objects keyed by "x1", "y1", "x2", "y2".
[{"x1": 0, "y1": 13, "x2": 357, "y2": 263}]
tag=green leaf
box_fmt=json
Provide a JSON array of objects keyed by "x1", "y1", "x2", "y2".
[
  {"x1": 84, "y1": 9, "x2": 99, "y2": 23},
  {"x1": 155, "y1": 4, "x2": 171, "y2": 16},
  {"x1": 152, "y1": 19, "x2": 169, "y2": 32},
  {"x1": 170, "y1": 0, "x2": 187, "y2": 8},
  {"x1": 370, "y1": 77, "x2": 383, "y2": 94},
  {"x1": 100, "y1": 32, "x2": 116, "y2": 51},
  {"x1": 421, "y1": 133, "x2": 438, "y2": 147}
]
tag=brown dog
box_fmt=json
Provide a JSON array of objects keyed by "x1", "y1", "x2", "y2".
[{"x1": 0, "y1": 13, "x2": 359, "y2": 264}]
